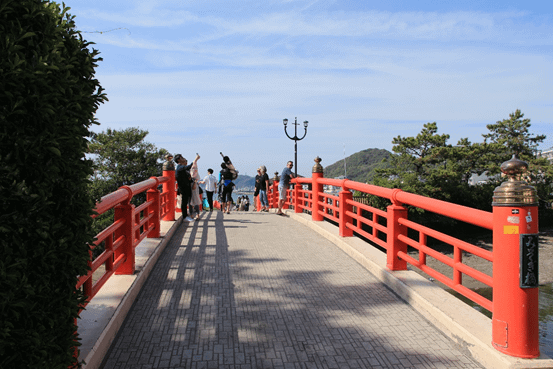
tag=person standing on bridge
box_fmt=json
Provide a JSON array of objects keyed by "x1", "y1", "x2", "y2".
[
  {"x1": 219, "y1": 162, "x2": 234, "y2": 214},
  {"x1": 199, "y1": 168, "x2": 217, "y2": 212},
  {"x1": 175, "y1": 153, "x2": 199, "y2": 222},
  {"x1": 277, "y1": 161, "x2": 295, "y2": 215},
  {"x1": 189, "y1": 160, "x2": 202, "y2": 221},
  {"x1": 258, "y1": 165, "x2": 270, "y2": 212},
  {"x1": 253, "y1": 168, "x2": 261, "y2": 211}
]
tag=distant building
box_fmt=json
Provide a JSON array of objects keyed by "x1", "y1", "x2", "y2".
[{"x1": 538, "y1": 148, "x2": 553, "y2": 163}]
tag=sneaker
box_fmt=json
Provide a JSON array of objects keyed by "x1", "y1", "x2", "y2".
[{"x1": 184, "y1": 216, "x2": 194, "y2": 222}]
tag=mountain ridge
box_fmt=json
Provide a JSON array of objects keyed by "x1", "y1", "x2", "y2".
[
  {"x1": 323, "y1": 148, "x2": 391, "y2": 183},
  {"x1": 231, "y1": 148, "x2": 391, "y2": 188}
]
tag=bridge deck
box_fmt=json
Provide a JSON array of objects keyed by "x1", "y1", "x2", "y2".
[{"x1": 97, "y1": 211, "x2": 482, "y2": 369}]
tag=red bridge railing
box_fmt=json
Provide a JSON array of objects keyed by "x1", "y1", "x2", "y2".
[
  {"x1": 81, "y1": 160, "x2": 540, "y2": 359},
  {"x1": 76, "y1": 170, "x2": 176, "y2": 310},
  {"x1": 266, "y1": 158, "x2": 539, "y2": 359}
]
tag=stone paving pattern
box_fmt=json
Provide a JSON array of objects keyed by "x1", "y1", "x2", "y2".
[{"x1": 99, "y1": 211, "x2": 483, "y2": 369}]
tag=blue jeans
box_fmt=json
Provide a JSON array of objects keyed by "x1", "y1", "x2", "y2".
[{"x1": 259, "y1": 190, "x2": 268, "y2": 207}]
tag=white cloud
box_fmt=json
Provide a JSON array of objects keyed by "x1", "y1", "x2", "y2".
[{"x1": 78, "y1": 1, "x2": 553, "y2": 176}]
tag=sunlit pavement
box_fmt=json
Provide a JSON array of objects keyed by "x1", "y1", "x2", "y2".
[{"x1": 98, "y1": 211, "x2": 482, "y2": 369}]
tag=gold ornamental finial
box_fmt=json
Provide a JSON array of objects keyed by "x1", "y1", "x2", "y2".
[
  {"x1": 492, "y1": 154, "x2": 538, "y2": 206},
  {"x1": 312, "y1": 156, "x2": 323, "y2": 173}
]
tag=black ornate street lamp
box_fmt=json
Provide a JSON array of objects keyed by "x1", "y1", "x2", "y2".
[{"x1": 283, "y1": 117, "x2": 308, "y2": 178}]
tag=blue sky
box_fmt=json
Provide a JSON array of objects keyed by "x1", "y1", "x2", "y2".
[{"x1": 70, "y1": 0, "x2": 553, "y2": 178}]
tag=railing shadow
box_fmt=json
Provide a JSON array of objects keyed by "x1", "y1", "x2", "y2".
[{"x1": 99, "y1": 213, "x2": 480, "y2": 368}]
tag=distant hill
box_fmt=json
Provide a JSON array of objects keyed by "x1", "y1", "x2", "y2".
[
  {"x1": 233, "y1": 174, "x2": 255, "y2": 190},
  {"x1": 198, "y1": 174, "x2": 255, "y2": 192},
  {"x1": 324, "y1": 148, "x2": 391, "y2": 183}
]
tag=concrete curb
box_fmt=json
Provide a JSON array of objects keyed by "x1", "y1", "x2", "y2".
[
  {"x1": 287, "y1": 211, "x2": 553, "y2": 369},
  {"x1": 79, "y1": 216, "x2": 182, "y2": 369}
]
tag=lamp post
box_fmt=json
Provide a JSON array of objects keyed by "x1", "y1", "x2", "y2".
[{"x1": 283, "y1": 117, "x2": 308, "y2": 178}]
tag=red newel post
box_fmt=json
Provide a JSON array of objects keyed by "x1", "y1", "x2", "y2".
[
  {"x1": 293, "y1": 181, "x2": 302, "y2": 213},
  {"x1": 147, "y1": 177, "x2": 161, "y2": 238},
  {"x1": 114, "y1": 186, "x2": 135, "y2": 275},
  {"x1": 339, "y1": 180, "x2": 353, "y2": 237},
  {"x1": 272, "y1": 173, "x2": 279, "y2": 209},
  {"x1": 312, "y1": 156, "x2": 324, "y2": 221},
  {"x1": 491, "y1": 155, "x2": 540, "y2": 358},
  {"x1": 386, "y1": 189, "x2": 408, "y2": 271},
  {"x1": 162, "y1": 161, "x2": 176, "y2": 221}
]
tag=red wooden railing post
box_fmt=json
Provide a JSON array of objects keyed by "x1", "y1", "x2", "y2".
[
  {"x1": 114, "y1": 186, "x2": 135, "y2": 275},
  {"x1": 162, "y1": 168, "x2": 176, "y2": 221},
  {"x1": 339, "y1": 180, "x2": 353, "y2": 237},
  {"x1": 386, "y1": 189, "x2": 408, "y2": 271},
  {"x1": 491, "y1": 156, "x2": 540, "y2": 358},
  {"x1": 272, "y1": 176, "x2": 279, "y2": 209},
  {"x1": 312, "y1": 157, "x2": 324, "y2": 221},
  {"x1": 147, "y1": 177, "x2": 161, "y2": 238},
  {"x1": 293, "y1": 181, "x2": 302, "y2": 213}
]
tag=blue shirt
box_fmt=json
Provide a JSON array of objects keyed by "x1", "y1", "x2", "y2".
[{"x1": 281, "y1": 167, "x2": 293, "y2": 186}]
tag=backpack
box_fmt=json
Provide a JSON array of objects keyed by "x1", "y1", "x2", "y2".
[{"x1": 221, "y1": 154, "x2": 239, "y2": 180}]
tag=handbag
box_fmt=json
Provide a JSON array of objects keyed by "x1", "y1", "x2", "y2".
[{"x1": 198, "y1": 186, "x2": 203, "y2": 195}]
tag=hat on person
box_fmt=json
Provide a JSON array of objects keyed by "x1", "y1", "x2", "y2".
[{"x1": 165, "y1": 154, "x2": 173, "y2": 159}]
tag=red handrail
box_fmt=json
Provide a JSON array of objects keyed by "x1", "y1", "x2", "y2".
[
  {"x1": 77, "y1": 171, "x2": 175, "y2": 309},
  {"x1": 268, "y1": 167, "x2": 539, "y2": 358},
  {"x1": 280, "y1": 176, "x2": 493, "y2": 308}
]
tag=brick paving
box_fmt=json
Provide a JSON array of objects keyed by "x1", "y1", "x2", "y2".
[{"x1": 99, "y1": 211, "x2": 483, "y2": 369}]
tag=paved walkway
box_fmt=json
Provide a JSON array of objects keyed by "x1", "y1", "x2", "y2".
[{"x1": 99, "y1": 211, "x2": 482, "y2": 369}]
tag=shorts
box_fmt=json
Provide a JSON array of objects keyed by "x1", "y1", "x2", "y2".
[
  {"x1": 222, "y1": 185, "x2": 233, "y2": 203},
  {"x1": 278, "y1": 184, "x2": 288, "y2": 200}
]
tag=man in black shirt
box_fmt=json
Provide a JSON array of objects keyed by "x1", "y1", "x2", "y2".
[{"x1": 175, "y1": 153, "x2": 199, "y2": 222}]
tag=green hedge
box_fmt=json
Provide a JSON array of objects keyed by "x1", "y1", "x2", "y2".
[{"x1": 0, "y1": 1, "x2": 107, "y2": 367}]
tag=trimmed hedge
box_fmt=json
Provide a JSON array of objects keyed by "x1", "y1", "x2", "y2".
[{"x1": 0, "y1": 1, "x2": 107, "y2": 368}]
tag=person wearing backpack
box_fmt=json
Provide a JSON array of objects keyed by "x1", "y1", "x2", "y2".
[{"x1": 219, "y1": 163, "x2": 234, "y2": 214}]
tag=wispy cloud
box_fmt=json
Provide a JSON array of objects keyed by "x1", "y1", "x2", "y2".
[
  {"x1": 73, "y1": 0, "x2": 553, "y2": 176},
  {"x1": 79, "y1": 4, "x2": 548, "y2": 43}
]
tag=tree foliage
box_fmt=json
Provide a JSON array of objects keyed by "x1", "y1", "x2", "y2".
[
  {"x1": 371, "y1": 111, "x2": 552, "y2": 226},
  {"x1": 88, "y1": 127, "x2": 169, "y2": 200},
  {"x1": 87, "y1": 127, "x2": 168, "y2": 235},
  {"x1": 0, "y1": 1, "x2": 106, "y2": 367}
]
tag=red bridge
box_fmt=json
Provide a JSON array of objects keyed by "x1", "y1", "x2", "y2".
[{"x1": 76, "y1": 156, "x2": 552, "y2": 369}]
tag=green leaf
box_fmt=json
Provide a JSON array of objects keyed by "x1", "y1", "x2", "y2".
[{"x1": 17, "y1": 31, "x2": 36, "y2": 42}]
